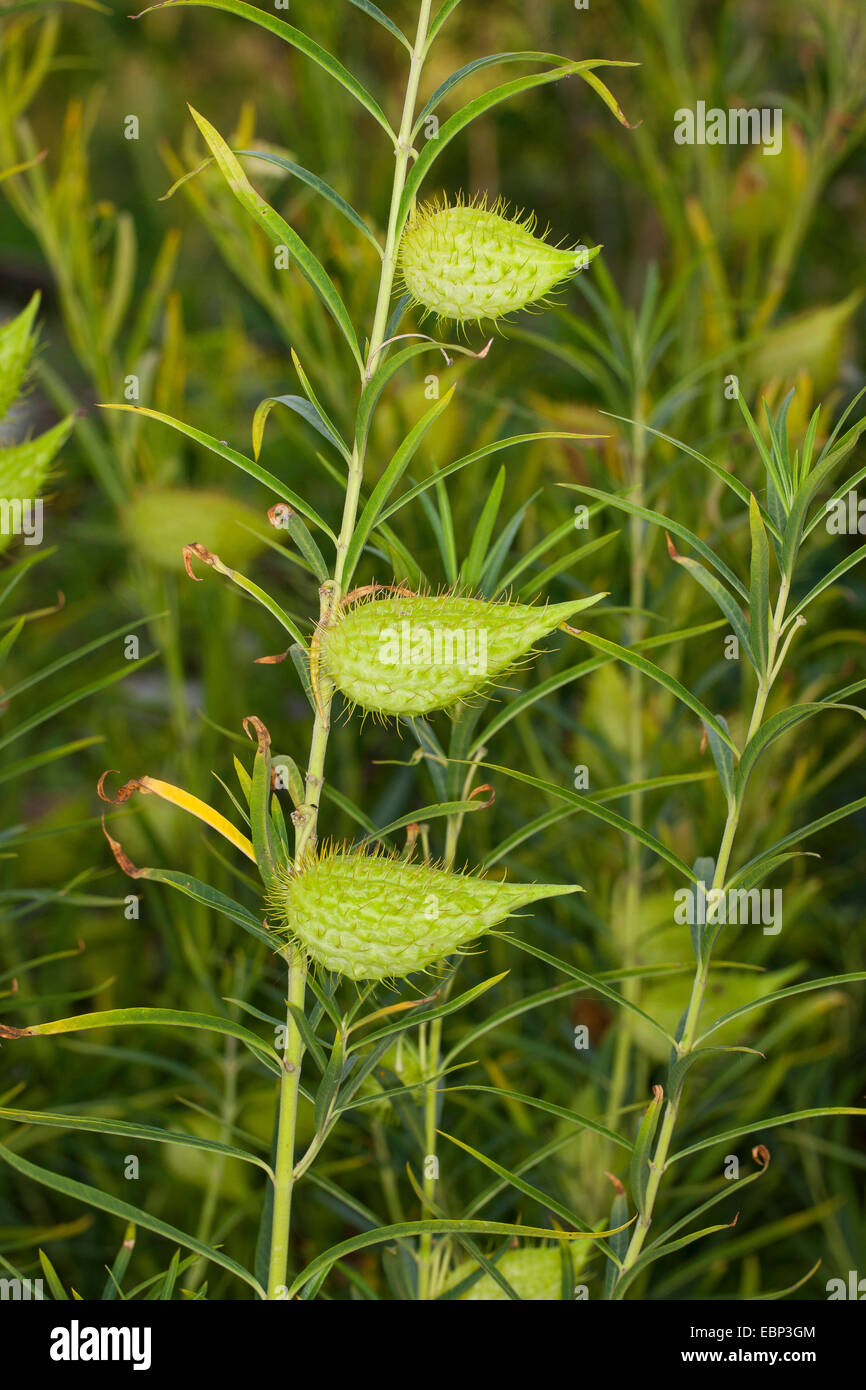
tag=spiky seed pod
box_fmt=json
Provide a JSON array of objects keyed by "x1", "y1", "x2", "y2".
[
  {"x1": 269, "y1": 846, "x2": 579, "y2": 981},
  {"x1": 445, "y1": 1247, "x2": 569, "y2": 1301},
  {"x1": 397, "y1": 196, "x2": 599, "y2": 326},
  {"x1": 316, "y1": 587, "x2": 603, "y2": 718}
]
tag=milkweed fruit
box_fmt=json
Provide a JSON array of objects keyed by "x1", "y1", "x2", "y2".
[
  {"x1": 317, "y1": 588, "x2": 603, "y2": 718},
  {"x1": 398, "y1": 196, "x2": 600, "y2": 326},
  {"x1": 445, "y1": 1246, "x2": 575, "y2": 1300},
  {"x1": 269, "y1": 846, "x2": 580, "y2": 981}
]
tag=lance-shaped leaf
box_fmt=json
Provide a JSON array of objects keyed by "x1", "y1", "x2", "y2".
[
  {"x1": 287, "y1": 1215, "x2": 634, "y2": 1300},
  {"x1": 748, "y1": 494, "x2": 771, "y2": 675},
  {"x1": 138, "y1": 0, "x2": 395, "y2": 138},
  {"x1": 183, "y1": 541, "x2": 307, "y2": 648},
  {"x1": 397, "y1": 61, "x2": 635, "y2": 231},
  {"x1": 0, "y1": 1105, "x2": 274, "y2": 1178},
  {"x1": 100, "y1": 404, "x2": 336, "y2": 539},
  {"x1": 571, "y1": 630, "x2": 740, "y2": 756},
  {"x1": 344, "y1": 386, "x2": 456, "y2": 585},
  {"x1": 0, "y1": 1007, "x2": 277, "y2": 1073},
  {"x1": 629, "y1": 1085, "x2": 664, "y2": 1217},
  {"x1": 0, "y1": 1143, "x2": 265, "y2": 1298},
  {"x1": 562, "y1": 483, "x2": 749, "y2": 599},
  {"x1": 98, "y1": 769, "x2": 256, "y2": 862},
  {"x1": 187, "y1": 106, "x2": 363, "y2": 370},
  {"x1": 666, "y1": 533, "x2": 754, "y2": 667}
]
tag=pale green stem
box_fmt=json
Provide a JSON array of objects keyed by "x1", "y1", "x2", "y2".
[
  {"x1": 418, "y1": 748, "x2": 482, "y2": 1298},
  {"x1": 265, "y1": 0, "x2": 435, "y2": 1300},
  {"x1": 605, "y1": 395, "x2": 647, "y2": 1146},
  {"x1": 613, "y1": 576, "x2": 791, "y2": 1294}
]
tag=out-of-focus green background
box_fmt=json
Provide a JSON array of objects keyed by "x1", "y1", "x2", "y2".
[{"x1": 0, "y1": 0, "x2": 864, "y2": 1299}]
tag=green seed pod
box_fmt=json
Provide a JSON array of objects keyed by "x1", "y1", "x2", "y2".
[
  {"x1": 445, "y1": 1247, "x2": 569, "y2": 1301},
  {"x1": 270, "y1": 846, "x2": 579, "y2": 981},
  {"x1": 316, "y1": 587, "x2": 603, "y2": 718},
  {"x1": 398, "y1": 196, "x2": 600, "y2": 326}
]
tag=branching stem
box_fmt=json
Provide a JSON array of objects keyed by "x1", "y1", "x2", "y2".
[{"x1": 613, "y1": 577, "x2": 791, "y2": 1293}]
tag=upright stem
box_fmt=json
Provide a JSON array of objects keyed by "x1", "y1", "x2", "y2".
[
  {"x1": 605, "y1": 394, "x2": 648, "y2": 1144},
  {"x1": 613, "y1": 577, "x2": 790, "y2": 1294},
  {"x1": 265, "y1": 0, "x2": 434, "y2": 1300}
]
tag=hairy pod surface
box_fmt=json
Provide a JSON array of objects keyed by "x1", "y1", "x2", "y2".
[
  {"x1": 318, "y1": 589, "x2": 603, "y2": 717},
  {"x1": 445, "y1": 1246, "x2": 571, "y2": 1300},
  {"x1": 270, "y1": 847, "x2": 579, "y2": 981},
  {"x1": 398, "y1": 197, "x2": 598, "y2": 325}
]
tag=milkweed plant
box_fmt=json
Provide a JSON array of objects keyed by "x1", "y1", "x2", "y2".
[{"x1": 1, "y1": 0, "x2": 865, "y2": 1304}]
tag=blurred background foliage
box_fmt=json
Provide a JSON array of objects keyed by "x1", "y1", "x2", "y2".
[{"x1": 0, "y1": 0, "x2": 863, "y2": 1299}]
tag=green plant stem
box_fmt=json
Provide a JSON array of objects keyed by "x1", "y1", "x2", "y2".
[
  {"x1": 418, "y1": 746, "x2": 483, "y2": 1298},
  {"x1": 266, "y1": 943, "x2": 308, "y2": 1298},
  {"x1": 613, "y1": 577, "x2": 790, "y2": 1294},
  {"x1": 264, "y1": 0, "x2": 435, "y2": 1300},
  {"x1": 605, "y1": 395, "x2": 648, "y2": 1143}
]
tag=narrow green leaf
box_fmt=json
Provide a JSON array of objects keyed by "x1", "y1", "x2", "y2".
[
  {"x1": 252, "y1": 393, "x2": 350, "y2": 464},
  {"x1": 397, "y1": 61, "x2": 634, "y2": 230},
  {"x1": 748, "y1": 494, "x2": 771, "y2": 675},
  {"x1": 347, "y1": 0, "x2": 410, "y2": 51},
  {"x1": 236, "y1": 149, "x2": 383, "y2": 254},
  {"x1": 629, "y1": 1086, "x2": 664, "y2": 1216},
  {"x1": 445, "y1": 1085, "x2": 632, "y2": 1151},
  {"x1": 287, "y1": 1217, "x2": 620, "y2": 1299},
  {"x1": 597, "y1": 413, "x2": 780, "y2": 539},
  {"x1": 572, "y1": 630, "x2": 740, "y2": 754},
  {"x1": 476, "y1": 761, "x2": 700, "y2": 883},
  {"x1": 381, "y1": 432, "x2": 597, "y2": 526},
  {"x1": 666, "y1": 542, "x2": 753, "y2": 666},
  {"x1": 438, "y1": 1130, "x2": 602, "y2": 1237},
  {"x1": 0, "y1": 1007, "x2": 277, "y2": 1071},
  {"x1": 139, "y1": 1, "x2": 395, "y2": 139},
  {"x1": 696, "y1": 973, "x2": 866, "y2": 1045},
  {"x1": 561, "y1": 482, "x2": 749, "y2": 599},
  {"x1": 413, "y1": 51, "x2": 584, "y2": 136},
  {"x1": 188, "y1": 106, "x2": 363, "y2": 370},
  {"x1": 461, "y1": 465, "x2": 505, "y2": 591},
  {"x1": 100, "y1": 404, "x2": 336, "y2": 539},
  {"x1": 0, "y1": 1106, "x2": 273, "y2": 1177},
  {"x1": 736, "y1": 701, "x2": 866, "y2": 795},
  {"x1": 788, "y1": 542, "x2": 866, "y2": 620},
  {"x1": 668, "y1": 1108, "x2": 866, "y2": 1167},
  {"x1": 507, "y1": 937, "x2": 677, "y2": 1045},
  {"x1": 0, "y1": 1142, "x2": 264, "y2": 1297},
  {"x1": 344, "y1": 385, "x2": 456, "y2": 584}
]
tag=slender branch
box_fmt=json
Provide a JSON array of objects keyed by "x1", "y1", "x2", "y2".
[
  {"x1": 612, "y1": 577, "x2": 791, "y2": 1293},
  {"x1": 265, "y1": 0, "x2": 435, "y2": 1301}
]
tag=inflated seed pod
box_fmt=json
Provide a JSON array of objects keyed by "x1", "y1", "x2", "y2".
[
  {"x1": 316, "y1": 588, "x2": 603, "y2": 718},
  {"x1": 269, "y1": 846, "x2": 579, "y2": 981},
  {"x1": 445, "y1": 1247, "x2": 567, "y2": 1301},
  {"x1": 398, "y1": 196, "x2": 600, "y2": 326}
]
